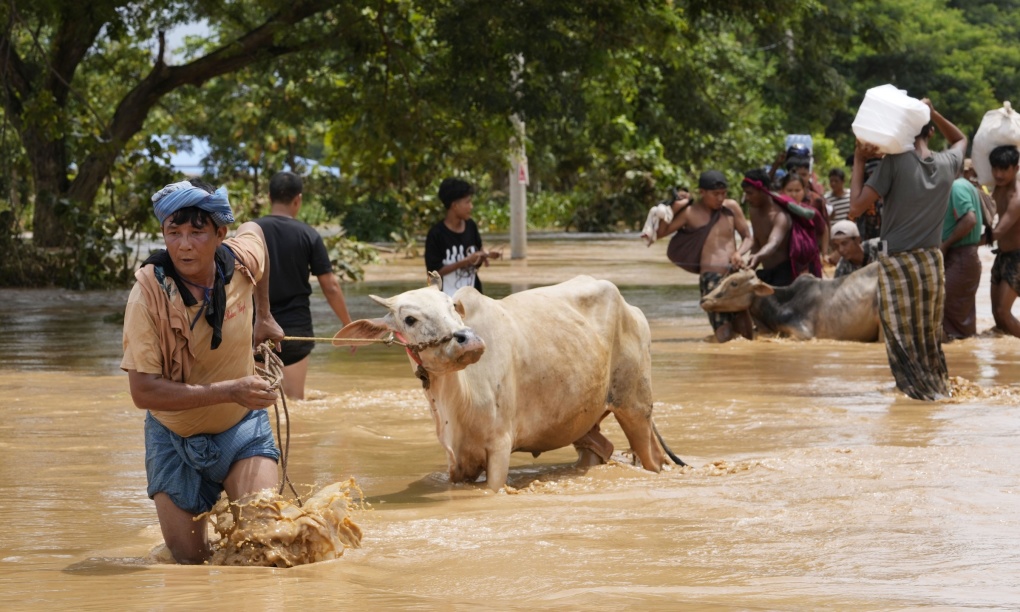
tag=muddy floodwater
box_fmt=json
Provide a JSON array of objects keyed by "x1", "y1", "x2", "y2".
[{"x1": 2, "y1": 235, "x2": 1019, "y2": 609}]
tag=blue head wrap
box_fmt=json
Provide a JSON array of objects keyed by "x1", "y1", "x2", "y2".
[{"x1": 151, "y1": 181, "x2": 235, "y2": 226}]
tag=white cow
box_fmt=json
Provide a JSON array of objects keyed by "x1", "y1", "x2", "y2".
[{"x1": 334, "y1": 275, "x2": 683, "y2": 490}]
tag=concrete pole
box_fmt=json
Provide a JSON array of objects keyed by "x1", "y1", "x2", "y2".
[{"x1": 509, "y1": 114, "x2": 527, "y2": 260}]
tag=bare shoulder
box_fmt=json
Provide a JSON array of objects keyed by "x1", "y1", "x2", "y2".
[
  {"x1": 722, "y1": 199, "x2": 745, "y2": 216},
  {"x1": 672, "y1": 198, "x2": 696, "y2": 221}
]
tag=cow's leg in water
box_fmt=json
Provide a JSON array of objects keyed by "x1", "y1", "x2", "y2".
[
  {"x1": 613, "y1": 408, "x2": 666, "y2": 473},
  {"x1": 572, "y1": 412, "x2": 614, "y2": 467},
  {"x1": 484, "y1": 434, "x2": 513, "y2": 490}
]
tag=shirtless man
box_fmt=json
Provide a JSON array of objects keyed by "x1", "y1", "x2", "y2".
[
  {"x1": 657, "y1": 170, "x2": 753, "y2": 342},
  {"x1": 989, "y1": 145, "x2": 1020, "y2": 338},
  {"x1": 741, "y1": 168, "x2": 794, "y2": 286}
]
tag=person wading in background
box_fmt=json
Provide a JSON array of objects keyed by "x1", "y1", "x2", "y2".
[{"x1": 255, "y1": 171, "x2": 352, "y2": 400}]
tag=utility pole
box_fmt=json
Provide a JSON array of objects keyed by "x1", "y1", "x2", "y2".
[{"x1": 509, "y1": 114, "x2": 528, "y2": 260}]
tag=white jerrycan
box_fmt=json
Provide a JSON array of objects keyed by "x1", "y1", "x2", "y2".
[{"x1": 852, "y1": 84, "x2": 931, "y2": 155}]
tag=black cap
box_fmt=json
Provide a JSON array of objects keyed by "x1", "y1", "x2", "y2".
[{"x1": 698, "y1": 170, "x2": 728, "y2": 190}]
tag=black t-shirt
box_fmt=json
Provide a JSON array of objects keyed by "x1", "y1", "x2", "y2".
[
  {"x1": 424, "y1": 219, "x2": 484, "y2": 296},
  {"x1": 253, "y1": 215, "x2": 333, "y2": 329}
]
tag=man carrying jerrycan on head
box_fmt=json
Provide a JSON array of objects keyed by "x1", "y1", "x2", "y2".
[{"x1": 849, "y1": 87, "x2": 967, "y2": 401}]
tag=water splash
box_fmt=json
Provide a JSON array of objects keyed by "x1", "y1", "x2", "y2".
[{"x1": 200, "y1": 479, "x2": 364, "y2": 567}]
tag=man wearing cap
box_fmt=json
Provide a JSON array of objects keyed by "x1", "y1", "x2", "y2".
[
  {"x1": 658, "y1": 170, "x2": 754, "y2": 342},
  {"x1": 831, "y1": 220, "x2": 879, "y2": 278},
  {"x1": 850, "y1": 98, "x2": 967, "y2": 400},
  {"x1": 121, "y1": 179, "x2": 285, "y2": 564},
  {"x1": 941, "y1": 177, "x2": 983, "y2": 340}
]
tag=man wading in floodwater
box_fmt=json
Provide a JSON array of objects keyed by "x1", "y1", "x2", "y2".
[
  {"x1": 850, "y1": 98, "x2": 967, "y2": 400},
  {"x1": 121, "y1": 180, "x2": 284, "y2": 564},
  {"x1": 656, "y1": 170, "x2": 754, "y2": 342}
]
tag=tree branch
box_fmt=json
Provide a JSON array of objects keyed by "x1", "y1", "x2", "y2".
[
  {"x1": 46, "y1": 5, "x2": 110, "y2": 107},
  {"x1": 68, "y1": 0, "x2": 337, "y2": 203}
]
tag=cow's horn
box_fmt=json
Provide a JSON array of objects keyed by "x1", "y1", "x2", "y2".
[
  {"x1": 426, "y1": 270, "x2": 443, "y2": 291},
  {"x1": 369, "y1": 294, "x2": 393, "y2": 309}
]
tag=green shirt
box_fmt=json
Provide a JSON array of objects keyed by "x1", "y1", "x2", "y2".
[{"x1": 942, "y1": 178, "x2": 983, "y2": 247}]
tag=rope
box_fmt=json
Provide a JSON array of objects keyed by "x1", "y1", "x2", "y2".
[
  {"x1": 246, "y1": 332, "x2": 455, "y2": 502},
  {"x1": 284, "y1": 332, "x2": 455, "y2": 355},
  {"x1": 254, "y1": 341, "x2": 302, "y2": 506},
  {"x1": 283, "y1": 334, "x2": 408, "y2": 345}
]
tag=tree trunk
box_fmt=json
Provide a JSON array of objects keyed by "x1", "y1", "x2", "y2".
[{"x1": 26, "y1": 135, "x2": 73, "y2": 248}]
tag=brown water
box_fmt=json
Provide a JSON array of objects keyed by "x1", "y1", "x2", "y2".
[{"x1": 2, "y1": 236, "x2": 1020, "y2": 609}]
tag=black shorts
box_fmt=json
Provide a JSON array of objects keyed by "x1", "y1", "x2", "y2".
[
  {"x1": 991, "y1": 249, "x2": 1020, "y2": 295},
  {"x1": 277, "y1": 325, "x2": 315, "y2": 366}
]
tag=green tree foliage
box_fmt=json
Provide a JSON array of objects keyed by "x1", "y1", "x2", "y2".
[{"x1": 3, "y1": 0, "x2": 1020, "y2": 287}]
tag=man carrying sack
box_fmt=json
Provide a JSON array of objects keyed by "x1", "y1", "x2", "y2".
[{"x1": 850, "y1": 98, "x2": 967, "y2": 400}]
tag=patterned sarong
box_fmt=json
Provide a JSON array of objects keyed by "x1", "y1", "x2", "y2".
[
  {"x1": 700, "y1": 271, "x2": 734, "y2": 332},
  {"x1": 876, "y1": 248, "x2": 950, "y2": 400}
]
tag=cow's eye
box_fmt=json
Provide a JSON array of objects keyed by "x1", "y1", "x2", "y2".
[{"x1": 403, "y1": 316, "x2": 417, "y2": 326}]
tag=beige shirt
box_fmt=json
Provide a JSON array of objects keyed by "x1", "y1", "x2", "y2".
[{"x1": 121, "y1": 232, "x2": 264, "y2": 437}]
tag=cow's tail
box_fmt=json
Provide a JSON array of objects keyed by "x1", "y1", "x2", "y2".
[{"x1": 652, "y1": 421, "x2": 687, "y2": 467}]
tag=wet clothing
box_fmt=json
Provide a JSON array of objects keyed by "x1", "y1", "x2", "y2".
[
  {"x1": 866, "y1": 147, "x2": 962, "y2": 399},
  {"x1": 877, "y1": 249, "x2": 950, "y2": 401},
  {"x1": 122, "y1": 232, "x2": 265, "y2": 437},
  {"x1": 941, "y1": 179, "x2": 983, "y2": 339},
  {"x1": 942, "y1": 179, "x2": 984, "y2": 247},
  {"x1": 425, "y1": 219, "x2": 484, "y2": 297},
  {"x1": 990, "y1": 249, "x2": 1020, "y2": 294},
  {"x1": 139, "y1": 247, "x2": 236, "y2": 351},
  {"x1": 254, "y1": 215, "x2": 334, "y2": 365},
  {"x1": 699, "y1": 271, "x2": 737, "y2": 331},
  {"x1": 784, "y1": 202, "x2": 823, "y2": 278},
  {"x1": 666, "y1": 205, "x2": 732, "y2": 274},
  {"x1": 123, "y1": 231, "x2": 281, "y2": 514},
  {"x1": 804, "y1": 192, "x2": 830, "y2": 234},
  {"x1": 741, "y1": 177, "x2": 821, "y2": 280},
  {"x1": 943, "y1": 245, "x2": 981, "y2": 339},
  {"x1": 834, "y1": 238, "x2": 880, "y2": 278},
  {"x1": 276, "y1": 323, "x2": 315, "y2": 366},
  {"x1": 867, "y1": 148, "x2": 964, "y2": 252},
  {"x1": 756, "y1": 261, "x2": 796, "y2": 287},
  {"x1": 145, "y1": 410, "x2": 279, "y2": 515}
]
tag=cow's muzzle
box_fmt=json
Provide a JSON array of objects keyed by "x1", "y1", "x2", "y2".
[{"x1": 450, "y1": 328, "x2": 485, "y2": 366}]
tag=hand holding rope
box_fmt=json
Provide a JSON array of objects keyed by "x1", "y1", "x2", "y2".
[{"x1": 254, "y1": 340, "x2": 302, "y2": 506}]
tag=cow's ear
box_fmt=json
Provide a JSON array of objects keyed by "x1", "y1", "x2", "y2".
[
  {"x1": 752, "y1": 281, "x2": 775, "y2": 296},
  {"x1": 333, "y1": 318, "x2": 393, "y2": 347}
]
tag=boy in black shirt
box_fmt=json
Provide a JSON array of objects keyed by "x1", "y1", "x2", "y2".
[{"x1": 425, "y1": 178, "x2": 500, "y2": 296}]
